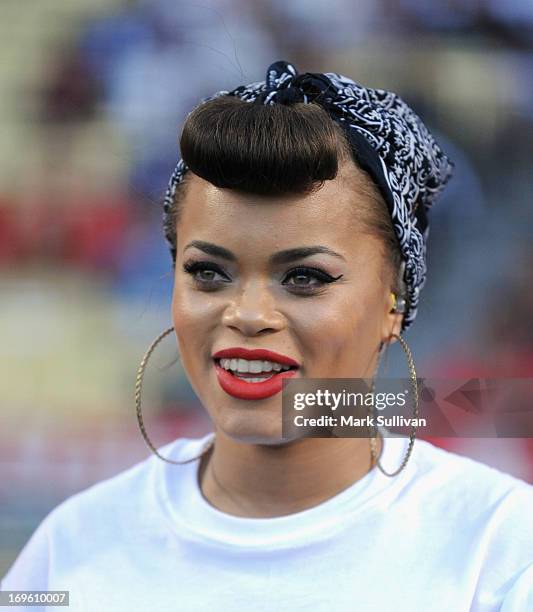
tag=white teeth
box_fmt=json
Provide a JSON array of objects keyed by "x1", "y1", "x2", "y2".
[
  {"x1": 248, "y1": 360, "x2": 264, "y2": 373},
  {"x1": 219, "y1": 358, "x2": 293, "y2": 373},
  {"x1": 237, "y1": 358, "x2": 249, "y2": 372},
  {"x1": 234, "y1": 374, "x2": 273, "y2": 383}
]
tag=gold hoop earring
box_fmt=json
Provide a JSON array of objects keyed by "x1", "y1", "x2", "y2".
[
  {"x1": 368, "y1": 333, "x2": 419, "y2": 477},
  {"x1": 135, "y1": 325, "x2": 215, "y2": 464}
]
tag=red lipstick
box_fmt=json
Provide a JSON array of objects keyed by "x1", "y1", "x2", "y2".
[
  {"x1": 212, "y1": 347, "x2": 299, "y2": 367},
  {"x1": 212, "y1": 347, "x2": 300, "y2": 400}
]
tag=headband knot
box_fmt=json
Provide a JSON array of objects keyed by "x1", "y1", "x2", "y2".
[{"x1": 265, "y1": 60, "x2": 298, "y2": 90}]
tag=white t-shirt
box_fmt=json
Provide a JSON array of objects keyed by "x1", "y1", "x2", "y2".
[{"x1": 2, "y1": 432, "x2": 532, "y2": 612}]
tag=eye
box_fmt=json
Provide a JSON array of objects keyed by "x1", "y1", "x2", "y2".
[
  {"x1": 182, "y1": 260, "x2": 343, "y2": 294},
  {"x1": 282, "y1": 266, "x2": 343, "y2": 293},
  {"x1": 182, "y1": 260, "x2": 230, "y2": 288}
]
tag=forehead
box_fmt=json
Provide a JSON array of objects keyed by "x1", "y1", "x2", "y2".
[{"x1": 176, "y1": 167, "x2": 384, "y2": 263}]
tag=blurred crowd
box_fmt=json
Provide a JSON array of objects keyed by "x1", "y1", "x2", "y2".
[{"x1": 1, "y1": 0, "x2": 532, "y2": 572}]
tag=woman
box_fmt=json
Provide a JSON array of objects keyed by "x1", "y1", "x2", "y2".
[{"x1": 2, "y1": 61, "x2": 532, "y2": 611}]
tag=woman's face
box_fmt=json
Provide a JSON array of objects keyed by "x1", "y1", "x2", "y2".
[{"x1": 172, "y1": 162, "x2": 403, "y2": 444}]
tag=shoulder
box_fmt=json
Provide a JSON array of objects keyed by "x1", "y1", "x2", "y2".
[
  {"x1": 22, "y1": 436, "x2": 199, "y2": 547},
  {"x1": 410, "y1": 439, "x2": 532, "y2": 557},
  {"x1": 410, "y1": 439, "x2": 533, "y2": 601},
  {"x1": 410, "y1": 438, "x2": 533, "y2": 516},
  {"x1": 47, "y1": 436, "x2": 199, "y2": 527},
  {"x1": 411, "y1": 438, "x2": 532, "y2": 501},
  {"x1": 1, "y1": 437, "x2": 201, "y2": 590}
]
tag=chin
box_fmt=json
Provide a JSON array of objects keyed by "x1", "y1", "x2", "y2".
[{"x1": 213, "y1": 406, "x2": 298, "y2": 446}]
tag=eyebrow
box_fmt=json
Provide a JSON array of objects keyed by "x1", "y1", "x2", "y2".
[{"x1": 183, "y1": 240, "x2": 346, "y2": 264}]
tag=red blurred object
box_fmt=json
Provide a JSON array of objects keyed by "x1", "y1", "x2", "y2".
[
  {"x1": 422, "y1": 346, "x2": 533, "y2": 483},
  {"x1": 0, "y1": 191, "x2": 133, "y2": 272}
]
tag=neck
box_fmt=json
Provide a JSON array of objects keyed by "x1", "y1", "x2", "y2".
[{"x1": 197, "y1": 431, "x2": 383, "y2": 518}]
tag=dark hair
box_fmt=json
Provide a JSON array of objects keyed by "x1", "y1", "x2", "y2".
[{"x1": 164, "y1": 95, "x2": 405, "y2": 295}]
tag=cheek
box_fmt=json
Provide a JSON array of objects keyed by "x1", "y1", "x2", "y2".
[
  {"x1": 171, "y1": 282, "x2": 218, "y2": 361},
  {"x1": 291, "y1": 290, "x2": 382, "y2": 374}
]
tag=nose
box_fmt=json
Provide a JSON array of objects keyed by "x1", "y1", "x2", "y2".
[{"x1": 221, "y1": 279, "x2": 286, "y2": 336}]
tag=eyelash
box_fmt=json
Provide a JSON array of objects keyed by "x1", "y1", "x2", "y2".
[{"x1": 182, "y1": 260, "x2": 343, "y2": 294}]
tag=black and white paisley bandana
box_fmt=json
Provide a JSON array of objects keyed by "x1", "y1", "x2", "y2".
[{"x1": 163, "y1": 60, "x2": 454, "y2": 332}]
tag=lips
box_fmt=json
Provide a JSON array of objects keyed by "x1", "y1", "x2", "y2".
[
  {"x1": 212, "y1": 347, "x2": 300, "y2": 367},
  {"x1": 213, "y1": 361, "x2": 298, "y2": 400},
  {"x1": 211, "y1": 347, "x2": 300, "y2": 400}
]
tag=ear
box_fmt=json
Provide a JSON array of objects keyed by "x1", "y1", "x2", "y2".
[{"x1": 381, "y1": 292, "x2": 404, "y2": 346}]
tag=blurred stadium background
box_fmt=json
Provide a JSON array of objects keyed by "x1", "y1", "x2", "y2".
[{"x1": 1, "y1": 0, "x2": 533, "y2": 574}]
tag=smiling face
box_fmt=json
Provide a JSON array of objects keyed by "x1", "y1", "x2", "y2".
[{"x1": 171, "y1": 161, "x2": 403, "y2": 445}]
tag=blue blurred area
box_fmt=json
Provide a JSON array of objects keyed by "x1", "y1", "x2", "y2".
[{"x1": 1, "y1": 0, "x2": 532, "y2": 573}]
